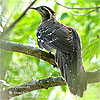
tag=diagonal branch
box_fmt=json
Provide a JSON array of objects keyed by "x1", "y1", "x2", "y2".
[
  {"x1": 0, "y1": 40, "x2": 100, "y2": 84},
  {"x1": 1, "y1": 68, "x2": 100, "y2": 99},
  {"x1": 0, "y1": 77, "x2": 66, "y2": 99},
  {"x1": 0, "y1": 40, "x2": 57, "y2": 67},
  {"x1": 0, "y1": 40, "x2": 100, "y2": 99},
  {"x1": 0, "y1": 0, "x2": 38, "y2": 39}
]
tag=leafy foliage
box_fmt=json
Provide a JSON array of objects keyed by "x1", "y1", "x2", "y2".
[{"x1": 0, "y1": 0, "x2": 100, "y2": 100}]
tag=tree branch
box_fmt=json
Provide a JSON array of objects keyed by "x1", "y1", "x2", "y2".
[
  {"x1": 0, "y1": 0, "x2": 38, "y2": 39},
  {"x1": 0, "y1": 77, "x2": 65, "y2": 99},
  {"x1": 0, "y1": 40, "x2": 100, "y2": 99},
  {"x1": 0, "y1": 40, "x2": 100, "y2": 83},
  {"x1": 0, "y1": 40, "x2": 57, "y2": 67},
  {"x1": 1, "y1": 68, "x2": 100, "y2": 99},
  {"x1": 56, "y1": 2, "x2": 100, "y2": 10},
  {"x1": 56, "y1": 2, "x2": 100, "y2": 16},
  {"x1": 70, "y1": 9, "x2": 95, "y2": 16},
  {"x1": 86, "y1": 69, "x2": 100, "y2": 83}
]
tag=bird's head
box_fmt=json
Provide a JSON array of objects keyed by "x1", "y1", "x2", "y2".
[{"x1": 30, "y1": 6, "x2": 55, "y2": 21}]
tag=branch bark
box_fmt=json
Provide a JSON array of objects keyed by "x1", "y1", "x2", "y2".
[
  {"x1": 0, "y1": 40, "x2": 100, "y2": 99},
  {"x1": 0, "y1": 40, "x2": 56, "y2": 67},
  {"x1": 0, "y1": 40, "x2": 100, "y2": 83},
  {"x1": 0, "y1": 77, "x2": 65, "y2": 99},
  {"x1": 1, "y1": 68, "x2": 100, "y2": 99}
]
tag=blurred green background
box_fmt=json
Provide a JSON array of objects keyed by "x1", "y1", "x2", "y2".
[{"x1": 0, "y1": 0, "x2": 100, "y2": 100}]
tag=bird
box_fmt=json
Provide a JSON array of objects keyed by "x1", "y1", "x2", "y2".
[{"x1": 30, "y1": 6, "x2": 87, "y2": 97}]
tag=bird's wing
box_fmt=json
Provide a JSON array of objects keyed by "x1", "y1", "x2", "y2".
[{"x1": 37, "y1": 25, "x2": 75, "y2": 53}]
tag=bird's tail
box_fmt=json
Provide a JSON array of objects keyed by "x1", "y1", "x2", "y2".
[{"x1": 55, "y1": 50, "x2": 87, "y2": 97}]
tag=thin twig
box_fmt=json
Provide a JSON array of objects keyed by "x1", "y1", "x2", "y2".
[
  {"x1": 56, "y1": 2, "x2": 100, "y2": 10},
  {"x1": 70, "y1": 9, "x2": 96, "y2": 16},
  {"x1": 0, "y1": 0, "x2": 38, "y2": 39}
]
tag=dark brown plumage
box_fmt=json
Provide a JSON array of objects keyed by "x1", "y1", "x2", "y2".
[{"x1": 30, "y1": 6, "x2": 87, "y2": 97}]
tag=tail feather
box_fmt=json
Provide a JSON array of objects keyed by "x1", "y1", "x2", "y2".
[{"x1": 55, "y1": 50, "x2": 87, "y2": 97}]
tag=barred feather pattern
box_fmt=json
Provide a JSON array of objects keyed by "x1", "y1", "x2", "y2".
[{"x1": 37, "y1": 18, "x2": 87, "y2": 97}]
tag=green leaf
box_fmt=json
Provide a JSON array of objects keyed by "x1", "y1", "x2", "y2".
[
  {"x1": 60, "y1": 13, "x2": 68, "y2": 20},
  {"x1": 61, "y1": 86, "x2": 67, "y2": 92}
]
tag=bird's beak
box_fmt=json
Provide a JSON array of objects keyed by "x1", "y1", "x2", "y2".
[{"x1": 30, "y1": 7, "x2": 38, "y2": 10}]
